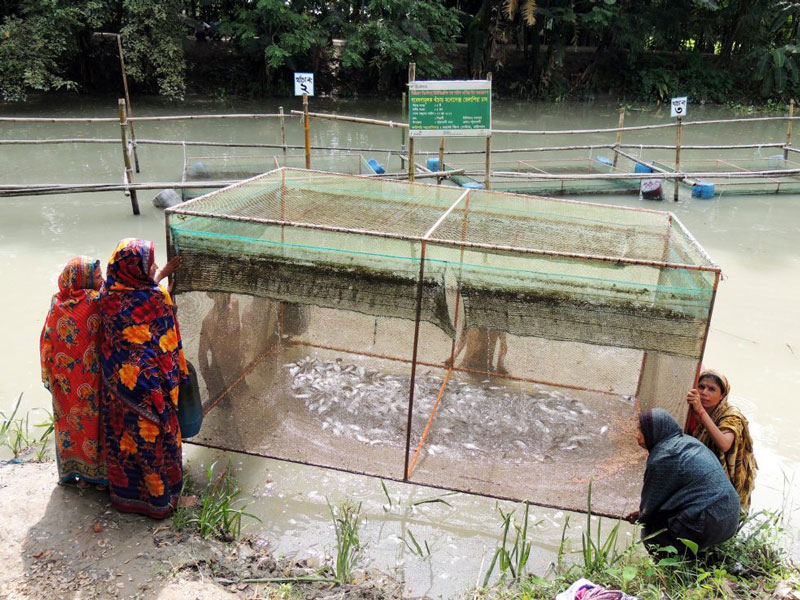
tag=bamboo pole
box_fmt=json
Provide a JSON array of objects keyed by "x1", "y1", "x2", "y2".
[
  {"x1": 118, "y1": 99, "x2": 139, "y2": 215},
  {"x1": 408, "y1": 63, "x2": 416, "y2": 183},
  {"x1": 3, "y1": 112, "x2": 798, "y2": 128},
  {"x1": 485, "y1": 168, "x2": 800, "y2": 180},
  {"x1": 438, "y1": 137, "x2": 445, "y2": 184},
  {"x1": 491, "y1": 115, "x2": 800, "y2": 135},
  {"x1": 116, "y1": 35, "x2": 140, "y2": 173},
  {"x1": 289, "y1": 110, "x2": 408, "y2": 129},
  {"x1": 612, "y1": 107, "x2": 625, "y2": 168},
  {"x1": 0, "y1": 114, "x2": 286, "y2": 123},
  {"x1": 0, "y1": 170, "x2": 468, "y2": 197},
  {"x1": 673, "y1": 116, "x2": 682, "y2": 202},
  {"x1": 0, "y1": 138, "x2": 784, "y2": 153},
  {"x1": 401, "y1": 91, "x2": 407, "y2": 170},
  {"x1": 279, "y1": 106, "x2": 286, "y2": 156},
  {"x1": 785, "y1": 99, "x2": 795, "y2": 160},
  {"x1": 485, "y1": 72, "x2": 492, "y2": 190},
  {"x1": 303, "y1": 94, "x2": 311, "y2": 169}
]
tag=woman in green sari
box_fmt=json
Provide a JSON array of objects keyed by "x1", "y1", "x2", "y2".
[{"x1": 686, "y1": 369, "x2": 758, "y2": 512}]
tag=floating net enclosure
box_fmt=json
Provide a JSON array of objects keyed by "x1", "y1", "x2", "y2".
[
  {"x1": 166, "y1": 168, "x2": 720, "y2": 516},
  {"x1": 439, "y1": 150, "x2": 643, "y2": 196},
  {"x1": 181, "y1": 152, "x2": 398, "y2": 201}
]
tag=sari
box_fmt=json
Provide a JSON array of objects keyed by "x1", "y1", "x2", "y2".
[
  {"x1": 40, "y1": 256, "x2": 107, "y2": 486},
  {"x1": 691, "y1": 370, "x2": 758, "y2": 511},
  {"x1": 99, "y1": 239, "x2": 189, "y2": 518}
]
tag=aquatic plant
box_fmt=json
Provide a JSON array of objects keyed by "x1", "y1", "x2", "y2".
[
  {"x1": 402, "y1": 528, "x2": 431, "y2": 559},
  {"x1": 172, "y1": 460, "x2": 260, "y2": 541},
  {"x1": 579, "y1": 482, "x2": 627, "y2": 576},
  {"x1": 483, "y1": 501, "x2": 536, "y2": 585},
  {"x1": 327, "y1": 499, "x2": 363, "y2": 584},
  {"x1": 0, "y1": 394, "x2": 54, "y2": 461}
]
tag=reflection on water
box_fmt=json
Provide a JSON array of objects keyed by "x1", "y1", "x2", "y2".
[{"x1": 1, "y1": 96, "x2": 799, "y2": 596}]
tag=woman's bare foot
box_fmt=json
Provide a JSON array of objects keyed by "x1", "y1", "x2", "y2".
[
  {"x1": 76, "y1": 479, "x2": 90, "y2": 489},
  {"x1": 95, "y1": 484, "x2": 107, "y2": 491},
  {"x1": 178, "y1": 495, "x2": 198, "y2": 509}
]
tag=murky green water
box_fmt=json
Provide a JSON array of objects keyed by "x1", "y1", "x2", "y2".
[{"x1": 1, "y1": 95, "x2": 798, "y2": 597}]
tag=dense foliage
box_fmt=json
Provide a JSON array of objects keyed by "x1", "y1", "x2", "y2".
[{"x1": 2, "y1": 0, "x2": 800, "y2": 102}]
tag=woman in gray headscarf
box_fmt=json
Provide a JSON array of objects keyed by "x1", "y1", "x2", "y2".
[{"x1": 626, "y1": 408, "x2": 740, "y2": 552}]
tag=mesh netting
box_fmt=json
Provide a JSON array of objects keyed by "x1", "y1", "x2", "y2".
[
  {"x1": 181, "y1": 153, "x2": 397, "y2": 200},
  {"x1": 167, "y1": 168, "x2": 720, "y2": 515}
]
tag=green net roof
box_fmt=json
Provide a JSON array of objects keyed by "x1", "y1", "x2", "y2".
[{"x1": 167, "y1": 168, "x2": 719, "y2": 358}]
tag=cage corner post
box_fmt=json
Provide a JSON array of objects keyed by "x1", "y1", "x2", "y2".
[
  {"x1": 403, "y1": 239, "x2": 427, "y2": 481},
  {"x1": 684, "y1": 267, "x2": 722, "y2": 432}
]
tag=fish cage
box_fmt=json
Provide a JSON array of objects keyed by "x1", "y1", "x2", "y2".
[
  {"x1": 181, "y1": 152, "x2": 399, "y2": 201},
  {"x1": 645, "y1": 154, "x2": 800, "y2": 196},
  {"x1": 424, "y1": 151, "x2": 644, "y2": 197},
  {"x1": 166, "y1": 168, "x2": 720, "y2": 516}
]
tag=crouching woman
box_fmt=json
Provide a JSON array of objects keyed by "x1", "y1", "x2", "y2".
[{"x1": 627, "y1": 409, "x2": 740, "y2": 553}]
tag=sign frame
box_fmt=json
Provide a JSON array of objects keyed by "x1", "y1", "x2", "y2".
[
  {"x1": 408, "y1": 80, "x2": 492, "y2": 138},
  {"x1": 670, "y1": 96, "x2": 688, "y2": 118},
  {"x1": 294, "y1": 72, "x2": 315, "y2": 97}
]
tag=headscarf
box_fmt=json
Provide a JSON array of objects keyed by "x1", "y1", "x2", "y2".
[
  {"x1": 639, "y1": 408, "x2": 681, "y2": 452},
  {"x1": 638, "y1": 408, "x2": 740, "y2": 533},
  {"x1": 100, "y1": 239, "x2": 188, "y2": 425},
  {"x1": 40, "y1": 256, "x2": 102, "y2": 392},
  {"x1": 692, "y1": 369, "x2": 757, "y2": 510},
  {"x1": 699, "y1": 368, "x2": 730, "y2": 400}
]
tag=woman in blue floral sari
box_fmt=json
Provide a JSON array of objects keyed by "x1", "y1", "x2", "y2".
[{"x1": 99, "y1": 238, "x2": 189, "y2": 518}]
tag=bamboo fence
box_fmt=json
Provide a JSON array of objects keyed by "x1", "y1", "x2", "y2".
[{"x1": 3, "y1": 96, "x2": 800, "y2": 212}]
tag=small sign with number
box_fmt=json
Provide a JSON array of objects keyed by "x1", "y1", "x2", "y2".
[
  {"x1": 294, "y1": 72, "x2": 314, "y2": 96},
  {"x1": 670, "y1": 96, "x2": 688, "y2": 118}
]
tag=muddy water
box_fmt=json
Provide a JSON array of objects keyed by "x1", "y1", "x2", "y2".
[{"x1": 1, "y1": 95, "x2": 799, "y2": 597}]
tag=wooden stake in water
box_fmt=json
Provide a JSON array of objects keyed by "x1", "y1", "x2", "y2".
[
  {"x1": 118, "y1": 99, "x2": 139, "y2": 215},
  {"x1": 279, "y1": 106, "x2": 286, "y2": 156},
  {"x1": 673, "y1": 116, "x2": 682, "y2": 202},
  {"x1": 408, "y1": 63, "x2": 416, "y2": 182},
  {"x1": 613, "y1": 107, "x2": 625, "y2": 168},
  {"x1": 484, "y1": 72, "x2": 492, "y2": 190},
  {"x1": 303, "y1": 94, "x2": 310, "y2": 170},
  {"x1": 784, "y1": 99, "x2": 794, "y2": 160},
  {"x1": 438, "y1": 137, "x2": 445, "y2": 184},
  {"x1": 401, "y1": 92, "x2": 407, "y2": 170},
  {"x1": 116, "y1": 35, "x2": 140, "y2": 173}
]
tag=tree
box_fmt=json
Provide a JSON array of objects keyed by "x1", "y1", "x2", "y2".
[{"x1": 337, "y1": 0, "x2": 462, "y2": 91}]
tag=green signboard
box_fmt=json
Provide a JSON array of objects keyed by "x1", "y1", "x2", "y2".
[{"x1": 408, "y1": 80, "x2": 492, "y2": 137}]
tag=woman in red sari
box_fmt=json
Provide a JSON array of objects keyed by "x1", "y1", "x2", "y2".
[
  {"x1": 100, "y1": 238, "x2": 189, "y2": 518},
  {"x1": 40, "y1": 256, "x2": 108, "y2": 488}
]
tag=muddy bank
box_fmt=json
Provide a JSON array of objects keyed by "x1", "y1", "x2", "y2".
[{"x1": 0, "y1": 460, "x2": 404, "y2": 600}]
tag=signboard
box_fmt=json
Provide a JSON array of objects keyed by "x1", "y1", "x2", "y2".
[
  {"x1": 409, "y1": 80, "x2": 491, "y2": 137},
  {"x1": 670, "y1": 96, "x2": 688, "y2": 118},
  {"x1": 294, "y1": 72, "x2": 314, "y2": 96}
]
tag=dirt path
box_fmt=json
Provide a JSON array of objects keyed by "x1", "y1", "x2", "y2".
[{"x1": 0, "y1": 460, "x2": 404, "y2": 600}]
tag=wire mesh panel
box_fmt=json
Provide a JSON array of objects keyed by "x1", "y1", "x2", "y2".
[{"x1": 167, "y1": 168, "x2": 720, "y2": 516}]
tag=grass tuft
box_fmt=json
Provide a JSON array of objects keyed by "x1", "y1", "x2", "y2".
[
  {"x1": 327, "y1": 499, "x2": 363, "y2": 584},
  {"x1": 172, "y1": 460, "x2": 260, "y2": 541}
]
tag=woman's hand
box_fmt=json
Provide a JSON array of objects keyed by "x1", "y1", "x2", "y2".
[
  {"x1": 623, "y1": 510, "x2": 639, "y2": 524},
  {"x1": 154, "y1": 256, "x2": 182, "y2": 284},
  {"x1": 686, "y1": 388, "x2": 705, "y2": 417}
]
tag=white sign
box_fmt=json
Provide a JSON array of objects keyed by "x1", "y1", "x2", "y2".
[
  {"x1": 294, "y1": 72, "x2": 314, "y2": 96},
  {"x1": 670, "y1": 96, "x2": 688, "y2": 118}
]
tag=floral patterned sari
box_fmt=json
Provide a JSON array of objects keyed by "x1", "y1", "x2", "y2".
[
  {"x1": 100, "y1": 239, "x2": 189, "y2": 518},
  {"x1": 40, "y1": 256, "x2": 107, "y2": 486}
]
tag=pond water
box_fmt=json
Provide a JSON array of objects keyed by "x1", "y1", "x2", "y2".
[{"x1": 1, "y1": 95, "x2": 799, "y2": 597}]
